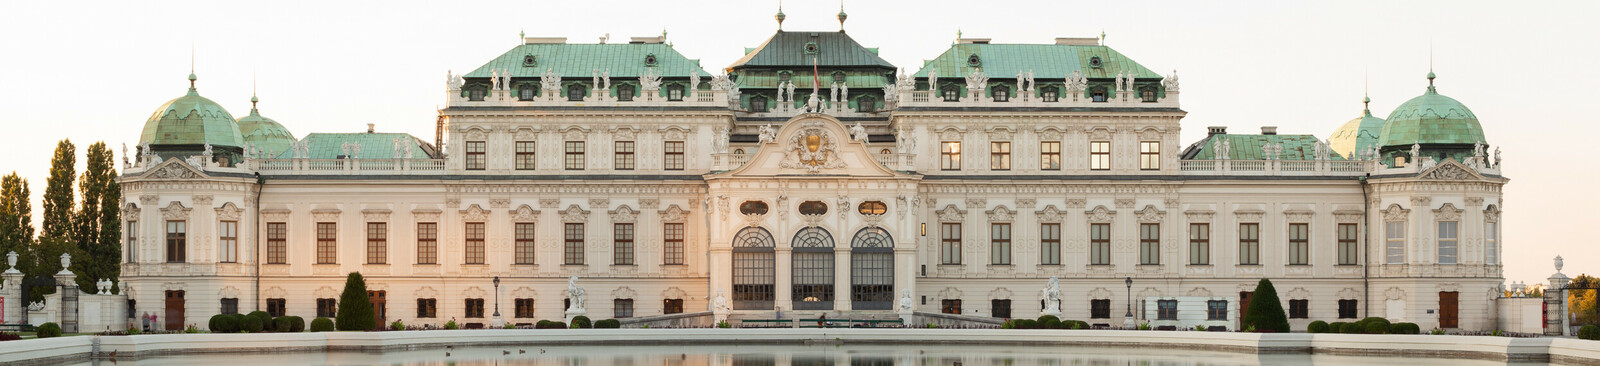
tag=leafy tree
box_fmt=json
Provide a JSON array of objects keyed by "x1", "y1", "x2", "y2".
[
  {"x1": 1570, "y1": 274, "x2": 1598, "y2": 325},
  {"x1": 41, "y1": 140, "x2": 75, "y2": 241},
  {"x1": 72, "y1": 142, "x2": 120, "y2": 291},
  {"x1": 0, "y1": 173, "x2": 32, "y2": 267},
  {"x1": 1242, "y1": 278, "x2": 1290, "y2": 332},
  {"x1": 335, "y1": 272, "x2": 376, "y2": 331}
]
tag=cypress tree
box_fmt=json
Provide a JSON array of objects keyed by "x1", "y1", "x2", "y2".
[
  {"x1": 41, "y1": 139, "x2": 76, "y2": 241},
  {"x1": 73, "y1": 142, "x2": 120, "y2": 290},
  {"x1": 335, "y1": 272, "x2": 376, "y2": 331},
  {"x1": 0, "y1": 173, "x2": 32, "y2": 268},
  {"x1": 1242, "y1": 278, "x2": 1290, "y2": 332}
]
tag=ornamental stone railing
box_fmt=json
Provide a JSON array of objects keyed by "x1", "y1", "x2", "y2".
[
  {"x1": 899, "y1": 89, "x2": 1179, "y2": 109},
  {"x1": 446, "y1": 88, "x2": 729, "y2": 108}
]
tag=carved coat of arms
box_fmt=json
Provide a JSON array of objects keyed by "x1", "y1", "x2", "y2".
[{"x1": 780, "y1": 121, "x2": 846, "y2": 172}]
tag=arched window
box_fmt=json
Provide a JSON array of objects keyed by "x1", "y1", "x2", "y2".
[
  {"x1": 798, "y1": 201, "x2": 828, "y2": 216},
  {"x1": 518, "y1": 85, "x2": 536, "y2": 101},
  {"x1": 791, "y1": 227, "x2": 835, "y2": 310},
  {"x1": 567, "y1": 84, "x2": 586, "y2": 101},
  {"x1": 1091, "y1": 86, "x2": 1108, "y2": 103},
  {"x1": 880, "y1": 149, "x2": 891, "y2": 155},
  {"x1": 857, "y1": 95, "x2": 876, "y2": 113},
  {"x1": 992, "y1": 85, "x2": 1010, "y2": 102},
  {"x1": 857, "y1": 201, "x2": 887, "y2": 215},
  {"x1": 941, "y1": 85, "x2": 961, "y2": 102},
  {"x1": 617, "y1": 84, "x2": 636, "y2": 102},
  {"x1": 750, "y1": 95, "x2": 770, "y2": 113},
  {"x1": 1041, "y1": 86, "x2": 1060, "y2": 102},
  {"x1": 739, "y1": 201, "x2": 769, "y2": 215},
  {"x1": 731, "y1": 227, "x2": 775, "y2": 310},
  {"x1": 733, "y1": 149, "x2": 746, "y2": 155},
  {"x1": 850, "y1": 227, "x2": 894, "y2": 310},
  {"x1": 667, "y1": 84, "x2": 685, "y2": 101}
]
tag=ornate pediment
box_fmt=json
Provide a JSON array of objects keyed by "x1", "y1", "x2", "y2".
[
  {"x1": 361, "y1": 209, "x2": 391, "y2": 222},
  {"x1": 1484, "y1": 205, "x2": 1501, "y2": 222},
  {"x1": 986, "y1": 205, "x2": 1014, "y2": 222},
  {"x1": 561, "y1": 205, "x2": 590, "y2": 223},
  {"x1": 1184, "y1": 210, "x2": 1215, "y2": 222},
  {"x1": 1086, "y1": 205, "x2": 1115, "y2": 223},
  {"x1": 611, "y1": 126, "x2": 639, "y2": 141},
  {"x1": 513, "y1": 127, "x2": 539, "y2": 140},
  {"x1": 658, "y1": 126, "x2": 688, "y2": 141},
  {"x1": 610, "y1": 205, "x2": 638, "y2": 223},
  {"x1": 412, "y1": 208, "x2": 442, "y2": 222},
  {"x1": 937, "y1": 205, "x2": 965, "y2": 222},
  {"x1": 1284, "y1": 210, "x2": 1314, "y2": 223},
  {"x1": 141, "y1": 158, "x2": 206, "y2": 180},
  {"x1": 312, "y1": 209, "x2": 341, "y2": 222},
  {"x1": 463, "y1": 126, "x2": 489, "y2": 141},
  {"x1": 658, "y1": 204, "x2": 689, "y2": 223},
  {"x1": 1434, "y1": 203, "x2": 1463, "y2": 221},
  {"x1": 1036, "y1": 127, "x2": 1063, "y2": 141},
  {"x1": 510, "y1": 204, "x2": 540, "y2": 222},
  {"x1": 1419, "y1": 160, "x2": 1483, "y2": 181},
  {"x1": 216, "y1": 202, "x2": 245, "y2": 221},
  {"x1": 1135, "y1": 205, "x2": 1165, "y2": 223},
  {"x1": 122, "y1": 203, "x2": 142, "y2": 221},
  {"x1": 986, "y1": 127, "x2": 1014, "y2": 141},
  {"x1": 1234, "y1": 209, "x2": 1264, "y2": 223},
  {"x1": 1333, "y1": 210, "x2": 1363, "y2": 223},
  {"x1": 1036, "y1": 205, "x2": 1065, "y2": 223},
  {"x1": 161, "y1": 201, "x2": 192, "y2": 221},
  {"x1": 459, "y1": 204, "x2": 491, "y2": 222},
  {"x1": 1383, "y1": 204, "x2": 1410, "y2": 222},
  {"x1": 561, "y1": 126, "x2": 589, "y2": 141}
]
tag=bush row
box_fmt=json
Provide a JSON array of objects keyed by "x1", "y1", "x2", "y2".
[
  {"x1": 1002, "y1": 315, "x2": 1089, "y2": 330},
  {"x1": 208, "y1": 313, "x2": 307, "y2": 333},
  {"x1": 1306, "y1": 318, "x2": 1419, "y2": 334}
]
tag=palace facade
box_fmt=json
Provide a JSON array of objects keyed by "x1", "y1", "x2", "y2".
[{"x1": 115, "y1": 18, "x2": 1506, "y2": 331}]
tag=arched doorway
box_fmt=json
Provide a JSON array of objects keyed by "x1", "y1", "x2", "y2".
[
  {"x1": 731, "y1": 227, "x2": 775, "y2": 310},
  {"x1": 791, "y1": 227, "x2": 835, "y2": 310},
  {"x1": 850, "y1": 227, "x2": 894, "y2": 310}
]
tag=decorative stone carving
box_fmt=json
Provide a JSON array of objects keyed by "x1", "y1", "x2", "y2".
[
  {"x1": 1333, "y1": 210, "x2": 1362, "y2": 223},
  {"x1": 589, "y1": 199, "x2": 610, "y2": 211},
  {"x1": 1087, "y1": 127, "x2": 1112, "y2": 141},
  {"x1": 1064, "y1": 199, "x2": 1086, "y2": 209},
  {"x1": 1383, "y1": 204, "x2": 1410, "y2": 222},
  {"x1": 1410, "y1": 196, "x2": 1432, "y2": 209},
  {"x1": 1137, "y1": 128, "x2": 1161, "y2": 141},
  {"x1": 1035, "y1": 205, "x2": 1065, "y2": 223},
  {"x1": 563, "y1": 127, "x2": 588, "y2": 141},
  {"x1": 1284, "y1": 210, "x2": 1314, "y2": 223},
  {"x1": 1184, "y1": 210, "x2": 1214, "y2": 222},
  {"x1": 639, "y1": 198, "x2": 660, "y2": 210},
  {"x1": 489, "y1": 199, "x2": 511, "y2": 209},
  {"x1": 261, "y1": 209, "x2": 291, "y2": 222},
  {"x1": 1420, "y1": 161, "x2": 1479, "y2": 180},
  {"x1": 613, "y1": 127, "x2": 637, "y2": 141},
  {"x1": 779, "y1": 121, "x2": 846, "y2": 172},
  {"x1": 140, "y1": 195, "x2": 159, "y2": 206},
  {"x1": 1186, "y1": 287, "x2": 1213, "y2": 297},
  {"x1": 412, "y1": 209, "x2": 441, "y2": 222},
  {"x1": 938, "y1": 128, "x2": 962, "y2": 141},
  {"x1": 658, "y1": 204, "x2": 688, "y2": 223},
  {"x1": 1015, "y1": 198, "x2": 1036, "y2": 209},
  {"x1": 464, "y1": 128, "x2": 488, "y2": 141},
  {"x1": 122, "y1": 203, "x2": 141, "y2": 221},
  {"x1": 1465, "y1": 197, "x2": 1484, "y2": 207},
  {"x1": 1037, "y1": 128, "x2": 1062, "y2": 141},
  {"x1": 1385, "y1": 287, "x2": 1406, "y2": 300},
  {"x1": 459, "y1": 204, "x2": 490, "y2": 222},
  {"x1": 1085, "y1": 206, "x2": 1115, "y2": 223},
  {"x1": 540, "y1": 199, "x2": 561, "y2": 209},
  {"x1": 513, "y1": 127, "x2": 538, "y2": 141},
  {"x1": 1114, "y1": 199, "x2": 1135, "y2": 209},
  {"x1": 605, "y1": 205, "x2": 637, "y2": 223},
  {"x1": 510, "y1": 205, "x2": 540, "y2": 222},
  {"x1": 1234, "y1": 209, "x2": 1264, "y2": 223},
  {"x1": 1483, "y1": 205, "x2": 1500, "y2": 222},
  {"x1": 361, "y1": 209, "x2": 391, "y2": 222},
  {"x1": 965, "y1": 198, "x2": 986, "y2": 209},
  {"x1": 1434, "y1": 203, "x2": 1463, "y2": 221},
  {"x1": 161, "y1": 201, "x2": 192, "y2": 221},
  {"x1": 937, "y1": 205, "x2": 965, "y2": 222},
  {"x1": 1337, "y1": 288, "x2": 1361, "y2": 300},
  {"x1": 987, "y1": 127, "x2": 1013, "y2": 141},
  {"x1": 561, "y1": 205, "x2": 590, "y2": 223},
  {"x1": 215, "y1": 202, "x2": 244, "y2": 221},
  {"x1": 660, "y1": 127, "x2": 687, "y2": 141},
  {"x1": 986, "y1": 206, "x2": 1014, "y2": 222},
  {"x1": 192, "y1": 195, "x2": 214, "y2": 206},
  {"x1": 1135, "y1": 205, "x2": 1165, "y2": 223},
  {"x1": 145, "y1": 160, "x2": 204, "y2": 179}
]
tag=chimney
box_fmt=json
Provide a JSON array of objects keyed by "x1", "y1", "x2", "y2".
[
  {"x1": 1261, "y1": 126, "x2": 1277, "y2": 135},
  {"x1": 1207, "y1": 126, "x2": 1227, "y2": 136},
  {"x1": 956, "y1": 38, "x2": 991, "y2": 44},
  {"x1": 1054, "y1": 37, "x2": 1099, "y2": 46},
  {"x1": 367, "y1": 123, "x2": 375, "y2": 133},
  {"x1": 523, "y1": 37, "x2": 567, "y2": 45}
]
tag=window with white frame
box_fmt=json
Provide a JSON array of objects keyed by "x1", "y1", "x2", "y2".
[
  {"x1": 218, "y1": 220, "x2": 237, "y2": 263},
  {"x1": 1385, "y1": 221, "x2": 1406, "y2": 264},
  {"x1": 1485, "y1": 220, "x2": 1498, "y2": 265},
  {"x1": 1189, "y1": 223, "x2": 1209, "y2": 265},
  {"x1": 1437, "y1": 221, "x2": 1458, "y2": 264},
  {"x1": 1090, "y1": 141, "x2": 1110, "y2": 170}
]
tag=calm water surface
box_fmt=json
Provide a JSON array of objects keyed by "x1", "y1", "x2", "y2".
[{"x1": 62, "y1": 344, "x2": 1551, "y2": 366}]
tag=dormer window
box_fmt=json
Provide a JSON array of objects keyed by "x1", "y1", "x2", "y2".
[
  {"x1": 804, "y1": 42, "x2": 819, "y2": 54},
  {"x1": 1089, "y1": 56, "x2": 1103, "y2": 68},
  {"x1": 1041, "y1": 86, "x2": 1059, "y2": 102},
  {"x1": 857, "y1": 96, "x2": 875, "y2": 113},
  {"x1": 644, "y1": 54, "x2": 658, "y2": 66},
  {"x1": 750, "y1": 95, "x2": 770, "y2": 112},
  {"x1": 667, "y1": 84, "x2": 685, "y2": 101},
  {"x1": 518, "y1": 85, "x2": 536, "y2": 101},
  {"x1": 941, "y1": 85, "x2": 960, "y2": 102},
  {"x1": 778, "y1": 71, "x2": 792, "y2": 82},
  {"x1": 1140, "y1": 86, "x2": 1158, "y2": 103},
  {"x1": 617, "y1": 84, "x2": 635, "y2": 102},
  {"x1": 992, "y1": 85, "x2": 1010, "y2": 102},
  {"x1": 567, "y1": 84, "x2": 586, "y2": 101},
  {"x1": 967, "y1": 54, "x2": 981, "y2": 67},
  {"x1": 832, "y1": 71, "x2": 847, "y2": 83},
  {"x1": 522, "y1": 54, "x2": 538, "y2": 67},
  {"x1": 468, "y1": 86, "x2": 486, "y2": 101},
  {"x1": 1091, "y1": 86, "x2": 1107, "y2": 102}
]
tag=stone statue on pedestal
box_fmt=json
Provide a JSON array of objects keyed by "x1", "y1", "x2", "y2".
[
  {"x1": 566, "y1": 275, "x2": 586, "y2": 312},
  {"x1": 713, "y1": 288, "x2": 730, "y2": 312},
  {"x1": 898, "y1": 289, "x2": 914, "y2": 313},
  {"x1": 1042, "y1": 276, "x2": 1062, "y2": 315}
]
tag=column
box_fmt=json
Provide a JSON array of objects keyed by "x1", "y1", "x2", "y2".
[{"x1": 834, "y1": 246, "x2": 851, "y2": 311}]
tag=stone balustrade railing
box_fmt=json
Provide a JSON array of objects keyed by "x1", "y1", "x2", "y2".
[
  {"x1": 246, "y1": 158, "x2": 446, "y2": 175},
  {"x1": 899, "y1": 89, "x2": 1179, "y2": 109},
  {"x1": 446, "y1": 88, "x2": 730, "y2": 108}
]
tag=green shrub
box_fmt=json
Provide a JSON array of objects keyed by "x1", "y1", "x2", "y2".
[
  {"x1": 1016, "y1": 319, "x2": 1039, "y2": 329},
  {"x1": 1037, "y1": 315, "x2": 1060, "y2": 324},
  {"x1": 570, "y1": 316, "x2": 592, "y2": 329},
  {"x1": 36, "y1": 323, "x2": 62, "y2": 338},
  {"x1": 390, "y1": 320, "x2": 405, "y2": 331},
  {"x1": 550, "y1": 321, "x2": 568, "y2": 329},
  {"x1": 1241, "y1": 279, "x2": 1289, "y2": 332},
  {"x1": 1577, "y1": 324, "x2": 1599, "y2": 340},
  {"x1": 1363, "y1": 321, "x2": 1390, "y2": 334},
  {"x1": 184, "y1": 324, "x2": 201, "y2": 333},
  {"x1": 717, "y1": 320, "x2": 730, "y2": 328},
  {"x1": 1307, "y1": 320, "x2": 1329, "y2": 333},
  {"x1": 274, "y1": 317, "x2": 292, "y2": 332},
  {"x1": 287, "y1": 316, "x2": 306, "y2": 332},
  {"x1": 536, "y1": 320, "x2": 554, "y2": 329},
  {"x1": 247, "y1": 311, "x2": 274, "y2": 332},
  {"x1": 594, "y1": 319, "x2": 621, "y2": 328},
  {"x1": 335, "y1": 272, "x2": 376, "y2": 331},
  {"x1": 503, "y1": 323, "x2": 516, "y2": 329},
  {"x1": 1001, "y1": 319, "x2": 1016, "y2": 329},
  {"x1": 1391, "y1": 322, "x2": 1421, "y2": 335},
  {"x1": 209, "y1": 314, "x2": 239, "y2": 333},
  {"x1": 241, "y1": 314, "x2": 265, "y2": 333},
  {"x1": 126, "y1": 327, "x2": 140, "y2": 335},
  {"x1": 1071, "y1": 320, "x2": 1090, "y2": 330},
  {"x1": 1328, "y1": 322, "x2": 1347, "y2": 333},
  {"x1": 310, "y1": 317, "x2": 335, "y2": 332},
  {"x1": 443, "y1": 320, "x2": 459, "y2": 330},
  {"x1": 1137, "y1": 322, "x2": 1152, "y2": 331},
  {"x1": 1040, "y1": 317, "x2": 1063, "y2": 329}
]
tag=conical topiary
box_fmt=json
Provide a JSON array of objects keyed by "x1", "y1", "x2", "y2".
[
  {"x1": 1241, "y1": 278, "x2": 1290, "y2": 332},
  {"x1": 335, "y1": 272, "x2": 376, "y2": 331}
]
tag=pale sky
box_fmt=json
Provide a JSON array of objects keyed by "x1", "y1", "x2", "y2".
[{"x1": 1, "y1": 0, "x2": 1594, "y2": 285}]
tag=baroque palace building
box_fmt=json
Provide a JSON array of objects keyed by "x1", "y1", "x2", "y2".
[{"x1": 115, "y1": 14, "x2": 1506, "y2": 331}]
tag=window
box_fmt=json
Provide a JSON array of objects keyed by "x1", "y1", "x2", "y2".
[
  {"x1": 1385, "y1": 221, "x2": 1406, "y2": 264},
  {"x1": 664, "y1": 141, "x2": 685, "y2": 171},
  {"x1": 940, "y1": 223, "x2": 962, "y2": 265},
  {"x1": 1041, "y1": 86, "x2": 1059, "y2": 102},
  {"x1": 316, "y1": 223, "x2": 337, "y2": 264},
  {"x1": 1040, "y1": 142, "x2": 1061, "y2": 170},
  {"x1": 614, "y1": 141, "x2": 635, "y2": 170},
  {"x1": 1091, "y1": 86, "x2": 1107, "y2": 102},
  {"x1": 518, "y1": 85, "x2": 535, "y2": 101},
  {"x1": 992, "y1": 85, "x2": 1010, "y2": 102},
  {"x1": 267, "y1": 222, "x2": 286, "y2": 264},
  {"x1": 1207, "y1": 300, "x2": 1228, "y2": 320},
  {"x1": 1190, "y1": 223, "x2": 1210, "y2": 265},
  {"x1": 515, "y1": 223, "x2": 536, "y2": 265},
  {"x1": 664, "y1": 299, "x2": 684, "y2": 314},
  {"x1": 1091, "y1": 299, "x2": 1111, "y2": 319},
  {"x1": 166, "y1": 220, "x2": 186, "y2": 263},
  {"x1": 1141, "y1": 87, "x2": 1158, "y2": 103},
  {"x1": 941, "y1": 299, "x2": 962, "y2": 314},
  {"x1": 941, "y1": 142, "x2": 961, "y2": 170},
  {"x1": 220, "y1": 298, "x2": 239, "y2": 315},
  {"x1": 219, "y1": 220, "x2": 237, "y2": 263},
  {"x1": 266, "y1": 298, "x2": 286, "y2": 317},
  {"x1": 991, "y1": 299, "x2": 1012, "y2": 318},
  {"x1": 1437, "y1": 221, "x2": 1458, "y2": 264},
  {"x1": 464, "y1": 222, "x2": 485, "y2": 264},
  {"x1": 1090, "y1": 141, "x2": 1110, "y2": 171},
  {"x1": 567, "y1": 84, "x2": 585, "y2": 101},
  {"x1": 1157, "y1": 299, "x2": 1178, "y2": 320},
  {"x1": 513, "y1": 298, "x2": 534, "y2": 318},
  {"x1": 739, "y1": 201, "x2": 769, "y2": 215},
  {"x1": 515, "y1": 141, "x2": 536, "y2": 170},
  {"x1": 617, "y1": 84, "x2": 635, "y2": 101},
  {"x1": 1040, "y1": 223, "x2": 1061, "y2": 265},
  {"x1": 1338, "y1": 299, "x2": 1358, "y2": 319},
  {"x1": 941, "y1": 86, "x2": 960, "y2": 102},
  {"x1": 989, "y1": 142, "x2": 1011, "y2": 170},
  {"x1": 1239, "y1": 223, "x2": 1260, "y2": 265},
  {"x1": 564, "y1": 141, "x2": 585, "y2": 170},
  {"x1": 1288, "y1": 223, "x2": 1309, "y2": 265},
  {"x1": 857, "y1": 201, "x2": 887, "y2": 215},
  {"x1": 799, "y1": 201, "x2": 828, "y2": 215},
  {"x1": 614, "y1": 299, "x2": 634, "y2": 318},
  {"x1": 667, "y1": 85, "x2": 684, "y2": 101},
  {"x1": 614, "y1": 223, "x2": 634, "y2": 265},
  {"x1": 126, "y1": 221, "x2": 138, "y2": 263},
  {"x1": 1090, "y1": 223, "x2": 1111, "y2": 265},
  {"x1": 731, "y1": 227, "x2": 776, "y2": 310},
  {"x1": 990, "y1": 223, "x2": 1011, "y2": 265},
  {"x1": 317, "y1": 298, "x2": 337, "y2": 318},
  {"x1": 468, "y1": 87, "x2": 485, "y2": 101},
  {"x1": 465, "y1": 298, "x2": 485, "y2": 318},
  {"x1": 465, "y1": 141, "x2": 486, "y2": 170},
  {"x1": 564, "y1": 223, "x2": 585, "y2": 265},
  {"x1": 366, "y1": 222, "x2": 387, "y2": 264},
  {"x1": 1485, "y1": 221, "x2": 1498, "y2": 265},
  {"x1": 417, "y1": 298, "x2": 437, "y2": 318},
  {"x1": 663, "y1": 223, "x2": 685, "y2": 265},
  {"x1": 1288, "y1": 299, "x2": 1309, "y2": 319},
  {"x1": 792, "y1": 227, "x2": 835, "y2": 310},
  {"x1": 1338, "y1": 223, "x2": 1359, "y2": 265},
  {"x1": 1139, "y1": 141, "x2": 1160, "y2": 170},
  {"x1": 857, "y1": 96, "x2": 876, "y2": 113},
  {"x1": 416, "y1": 223, "x2": 438, "y2": 265},
  {"x1": 1140, "y1": 223, "x2": 1160, "y2": 265},
  {"x1": 750, "y1": 95, "x2": 769, "y2": 112}
]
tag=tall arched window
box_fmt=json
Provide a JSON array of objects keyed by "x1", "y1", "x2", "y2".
[
  {"x1": 791, "y1": 227, "x2": 835, "y2": 310},
  {"x1": 850, "y1": 227, "x2": 894, "y2": 310},
  {"x1": 731, "y1": 227, "x2": 775, "y2": 310}
]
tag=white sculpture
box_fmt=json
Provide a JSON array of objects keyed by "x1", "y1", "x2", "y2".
[
  {"x1": 964, "y1": 68, "x2": 988, "y2": 93},
  {"x1": 895, "y1": 128, "x2": 910, "y2": 154},
  {"x1": 5, "y1": 251, "x2": 16, "y2": 271},
  {"x1": 850, "y1": 122, "x2": 868, "y2": 142},
  {"x1": 1016, "y1": 70, "x2": 1026, "y2": 91},
  {"x1": 502, "y1": 68, "x2": 512, "y2": 90},
  {"x1": 27, "y1": 301, "x2": 43, "y2": 311},
  {"x1": 1163, "y1": 70, "x2": 1180, "y2": 93},
  {"x1": 1473, "y1": 141, "x2": 1485, "y2": 162},
  {"x1": 445, "y1": 70, "x2": 455, "y2": 90},
  {"x1": 1493, "y1": 147, "x2": 1501, "y2": 168},
  {"x1": 566, "y1": 275, "x2": 586, "y2": 311},
  {"x1": 540, "y1": 68, "x2": 561, "y2": 92},
  {"x1": 881, "y1": 83, "x2": 896, "y2": 104},
  {"x1": 785, "y1": 81, "x2": 797, "y2": 106},
  {"x1": 1025, "y1": 70, "x2": 1036, "y2": 93},
  {"x1": 806, "y1": 90, "x2": 821, "y2": 113},
  {"x1": 713, "y1": 128, "x2": 729, "y2": 154},
  {"x1": 1124, "y1": 72, "x2": 1136, "y2": 91},
  {"x1": 392, "y1": 137, "x2": 408, "y2": 158},
  {"x1": 1410, "y1": 143, "x2": 1422, "y2": 162},
  {"x1": 590, "y1": 69, "x2": 599, "y2": 92},
  {"x1": 60, "y1": 253, "x2": 71, "y2": 270},
  {"x1": 601, "y1": 69, "x2": 611, "y2": 91},
  {"x1": 202, "y1": 143, "x2": 213, "y2": 158},
  {"x1": 1066, "y1": 70, "x2": 1087, "y2": 94},
  {"x1": 840, "y1": 83, "x2": 848, "y2": 107},
  {"x1": 689, "y1": 70, "x2": 700, "y2": 94},
  {"x1": 1555, "y1": 255, "x2": 1564, "y2": 273},
  {"x1": 758, "y1": 124, "x2": 776, "y2": 144},
  {"x1": 1042, "y1": 276, "x2": 1062, "y2": 314},
  {"x1": 121, "y1": 143, "x2": 129, "y2": 167},
  {"x1": 639, "y1": 67, "x2": 663, "y2": 93},
  {"x1": 1114, "y1": 72, "x2": 1125, "y2": 92},
  {"x1": 928, "y1": 69, "x2": 938, "y2": 93},
  {"x1": 710, "y1": 73, "x2": 730, "y2": 90},
  {"x1": 490, "y1": 70, "x2": 501, "y2": 91},
  {"x1": 713, "y1": 288, "x2": 730, "y2": 312},
  {"x1": 830, "y1": 82, "x2": 839, "y2": 104},
  {"x1": 898, "y1": 289, "x2": 914, "y2": 312}
]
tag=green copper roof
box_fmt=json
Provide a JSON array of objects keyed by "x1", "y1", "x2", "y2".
[
  {"x1": 1328, "y1": 105, "x2": 1386, "y2": 158},
  {"x1": 1377, "y1": 79, "x2": 1485, "y2": 147},
  {"x1": 735, "y1": 73, "x2": 890, "y2": 89},
  {"x1": 139, "y1": 81, "x2": 244, "y2": 148},
  {"x1": 728, "y1": 31, "x2": 895, "y2": 69},
  {"x1": 465, "y1": 43, "x2": 708, "y2": 78},
  {"x1": 235, "y1": 100, "x2": 297, "y2": 158},
  {"x1": 276, "y1": 132, "x2": 438, "y2": 159},
  {"x1": 912, "y1": 43, "x2": 1161, "y2": 80},
  {"x1": 1181, "y1": 134, "x2": 1345, "y2": 161}
]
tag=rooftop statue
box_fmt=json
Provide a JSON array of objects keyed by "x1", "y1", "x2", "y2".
[
  {"x1": 850, "y1": 122, "x2": 867, "y2": 142},
  {"x1": 928, "y1": 69, "x2": 938, "y2": 93},
  {"x1": 540, "y1": 69, "x2": 561, "y2": 91},
  {"x1": 1163, "y1": 70, "x2": 1180, "y2": 93},
  {"x1": 758, "y1": 124, "x2": 776, "y2": 144},
  {"x1": 689, "y1": 70, "x2": 700, "y2": 93},
  {"x1": 490, "y1": 70, "x2": 501, "y2": 91},
  {"x1": 1066, "y1": 70, "x2": 1087, "y2": 94},
  {"x1": 1411, "y1": 143, "x2": 1422, "y2": 162},
  {"x1": 602, "y1": 69, "x2": 611, "y2": 91},
  {"x1": 965, "y1": 68, "x2": 988, "y2": 92}
]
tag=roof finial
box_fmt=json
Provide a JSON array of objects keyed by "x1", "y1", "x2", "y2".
[
  {"x1": 837, "y1": 0, "x2": 848, "y2": 32},
  {"x1": 1428, "y1": 39, "x2": 1436, "y2": 88},
  {"x1": 775, "y1": 0, "x2": 786, "y2": 30},
  {"x1": 189, "y1": 42, "x2": 197, "y2": 90},
  {"x1": 251, "y1": 70, "x2": 259, "y2": 111},
  {"x1": 1363, "y1": 71, "x2": 1370, "y2": 115}
]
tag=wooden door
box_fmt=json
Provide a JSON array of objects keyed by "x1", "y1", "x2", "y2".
[
  {"x1": 164, "y1": 290, "x2": 185, "y2": 331},
  {"x1": 368, "y1": 290, "x2": 387, "y2": 329},
  {"x1": 1439, "y1": 291, "x2": 1459, "y2": 329},
  {"x1": 1239, "y1": 292, "x2": 1253, "y2": 318}
]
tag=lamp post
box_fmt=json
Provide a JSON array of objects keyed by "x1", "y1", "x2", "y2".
[
  {"x1": 492, "y1": 276, "x2": 502, "y2": 321},
  {"x1": 1124, "y1": 277, "x2": 1134, "y2": 328}
]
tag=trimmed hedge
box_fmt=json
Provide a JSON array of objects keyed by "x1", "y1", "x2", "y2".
[
  {"x1": 1328, "y1": 322, "x2": 1348, "y2": 333},
  {"x1": 335, "y1": 272, "x2": 376, "y2": 331},
  {"x1": 1241, "y1": 279, "x2": 1289, "y2": 332},
  {"x1": 1578, "y1": 324, "x2": 1599, "y2": 340},
  {"x1": 36, "y1": 323, "x2": 62, "y2": 338},
  {"x1": 570, "y1": 316, "x2": 592, "y2": 329},
  {"x1": 274, "y1": 316, "x2": 293, "y2": 332},
  {"x1": 1307, "y1": 320, "x2": 1329, "y2": 333},
  {"x1": 286, "y1": 316, "x2": 306, "y2": 332},
  {"x1": 1390, "y1": 322, "x2": 1421, "y2": 335},
  {"x1": 310, "y1": 317, "x2": 335, "y2": 332},
  {"x1": 209, "y1": 314, "x2": 240, "y2": 333},
  {"x1": 247, "y1": 311, "x2": 274, "y2": 332},
  {"x1": 594, "y1": 319, "x2": 621, "y2": 328},
  {"x1": 242, "y1": 314, "x2": 265, "y2": 332}
]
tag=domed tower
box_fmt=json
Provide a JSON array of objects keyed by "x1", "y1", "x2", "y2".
[
  {"x1": 1375, "y1": 72, "x2": 1487, "y2": 167},
  {"x1": 235, "y1": 94, "x2": 297, "y2": 158},
  {"x1": 1327, "y1": 96, "x2": 1386, "y2": 159},
  {"x1": 138, "y1": 73, "x2": 246, "y2": 165}
]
